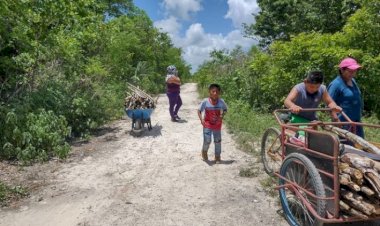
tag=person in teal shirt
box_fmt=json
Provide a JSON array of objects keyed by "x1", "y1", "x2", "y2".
[{"x1": 328, "y1": 57, "x2": 364, "y2": 138}]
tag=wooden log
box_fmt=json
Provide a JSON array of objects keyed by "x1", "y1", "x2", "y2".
[
  {"x1": 340, "y1": 200, "x2": 351, "y2": 211},
  {"x1": 323, "y1": 125, "x2": 380, "y2": 155},
  {"x1": 343, "y1": 208, "x2": 368, "y2": 219},
  {"x1": 361, "y1": 186, "x2": 375, "y2": 197},
  {"x1": 339, "y1": 162, "x2": 350, "y2": 171},
  {"x1": 342, "y1": 167, "x2": 363, "y2": 180},
  {"x1": 364, "y1": 175, "x2": 380, "y2": 197},
  {"x1": 340, "y1": 173, "x2": 352, "y2": 184},
  {"x1": 341, "y1": 190, "x2": 376, "y2": 216},
  {"x1": 365, "y1": 172, "x2": 380, "y2": 193},
  {"x1": 341, "y1": 153, "x2": 374, "y2": 169},
  {"x1": 353, "y1": 193, "x2": 364, "y2": 201},
  {"x1": 339, "y1": 173, "x2": 361, "y2": 191},
  {"x1": 372, "y1": 204, "x2": 380, "y2": 215},
  {"x1": 341, "y1": 166, "x2": 364, "y2": 185},
  {"x1": 373, "y1": 160, "x2": 380, "y2": 173}
]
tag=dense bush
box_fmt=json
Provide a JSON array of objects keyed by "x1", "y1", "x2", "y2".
[{"x1": 1, "y1": 109, "x2": 70, "y2": 163}]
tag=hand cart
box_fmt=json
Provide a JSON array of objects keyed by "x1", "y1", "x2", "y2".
[{"x1": 261, "y1": 108, "x2": 380, "y2": 225}]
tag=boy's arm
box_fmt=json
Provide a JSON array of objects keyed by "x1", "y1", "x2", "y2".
[
  {"x1": 284, "y1": 87, "x2": 302, "y2": 113},
  {"x1": 221, "y1": 100, "x2": 227, "y2": 119},
  {"x1": 322, "y1": 91, "x2": 341, "y2": 121},
  {"x1": 221, "y1": 110, "x2": 227, "y2": 119},
  {"x1": 197, "y1": 110, "x2": 205, "y2": 126},
  {"x1": 322, "y1": 91, "x2": 341, "y2": 112}
]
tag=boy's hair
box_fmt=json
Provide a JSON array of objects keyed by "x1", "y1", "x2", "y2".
[
  {"x1": 208, "y1": 83, "x2": 221, "y2": 92},
  {"x1": 305, "y1": 71, "x2": 324, "y2": 84}
]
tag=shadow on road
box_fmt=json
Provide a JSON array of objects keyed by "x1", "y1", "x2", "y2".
[
  {"x1": 204, "y1": 159, "x2": 235, "y2": 166},
  {"x1": 129, "y1": 124, "x2": 163, "y2": 138}
]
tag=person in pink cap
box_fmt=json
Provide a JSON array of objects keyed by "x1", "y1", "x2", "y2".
[{"x1": 328, "y1": 57, "x2": 364, "y2": 138}]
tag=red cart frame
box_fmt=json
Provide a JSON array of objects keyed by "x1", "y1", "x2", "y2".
[{"x1": 262, "y1": 108, "x2": 380, "y2": 225}]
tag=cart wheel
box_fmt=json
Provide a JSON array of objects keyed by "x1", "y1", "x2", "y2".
[
  {"x1": 261, "y1": 127, "x2": 282, "y2": 176},
  {"x1": 279, "y1": 153, "x2": 326, "y2": 226}
]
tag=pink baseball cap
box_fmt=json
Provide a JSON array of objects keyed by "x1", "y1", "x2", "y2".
[{"x1": 339, "y1": 57, "x2": 362, "y2": 70}]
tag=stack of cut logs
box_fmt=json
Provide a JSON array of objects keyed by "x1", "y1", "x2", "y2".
[
  {"x1": 124, "y1": 83, "x2": 156, "y2": 110},
  {"x1": 339, "y1": 153, "x2": 380, "y2": 218},
  {"x1": 124, "y1": 93, "x2": 155, "y2": 109},
  {"x1": 323, "y1": 125, "x2": 380, "y2": 218}
]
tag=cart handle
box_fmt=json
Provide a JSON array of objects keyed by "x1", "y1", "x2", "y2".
[{"x1": 273, "y1": 108, "x2": 352, "y2": 125}]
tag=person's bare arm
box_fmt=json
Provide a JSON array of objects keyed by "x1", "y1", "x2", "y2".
[
  {"x1": 284, "y1": 87, "x2": 302, "y2": 113},
  {"x1": 167, "y1": 76, "x2": 181, "y2": 85},
  {"x1": 322, "y1": 91, "x2": 341, "y2": 121},
  {"x1": 197, "y1": 110, "x2": 205, "y2": 126}
]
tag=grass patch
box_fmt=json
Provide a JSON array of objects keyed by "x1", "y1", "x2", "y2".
[
  {"x1": 259, "y1": 176, "x2": 277, "y2": 197},
  {"x1": 363, "y1": 115, "x2": 380, "y2": 142},
  {"x1": 239, "y1": 166, "x2": 261, "y2": 178},
  {"x1": 0, "y1": 181, "x2": 29, "y2": 206},
  {"x1": 224, "y1": 100, "x2": 277, "y2": 155}
]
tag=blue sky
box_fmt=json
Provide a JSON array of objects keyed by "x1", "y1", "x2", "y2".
[{"x1": 133, "y1": 0, "x2": 259, "y2": 72}]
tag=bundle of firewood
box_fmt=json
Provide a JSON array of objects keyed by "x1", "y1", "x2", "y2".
[
  {"x1": 124, "y1": 93, "x2": 155, "y2": 109},
  {"x1": 322, "y1": 125, "x2": 380, "y2": 218},
  {"x1": 124, "y1": 83, "x2": 156, "y2": 110},
  {"x1": 339, "y1": 153, "x2": 380, "y2": 218}
]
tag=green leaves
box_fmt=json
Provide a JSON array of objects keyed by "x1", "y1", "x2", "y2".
[
  {"x1": 1, "y1": 109, "x2": 70, "y2": 163},
  {"x1": 245, "y1": 0, "x2": 359, "y2": 47},
  {"x1": 0, "y1": 0, "x2": 190, "y2": 162}
]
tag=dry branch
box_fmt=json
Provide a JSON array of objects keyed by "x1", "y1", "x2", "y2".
[{"x1": 323, "y1": 125, "x2": 380, "y2": 155}]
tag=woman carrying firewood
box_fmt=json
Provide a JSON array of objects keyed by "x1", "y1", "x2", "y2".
[
  {"x1": 166, "y1": 65, "x2": 182, "y2": 122},
  {"x1": 328, "y1": 57, "x2": 364, "y2": 138}
]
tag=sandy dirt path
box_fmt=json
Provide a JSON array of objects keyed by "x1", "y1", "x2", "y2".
[{"x1": 0, "y1": 83, "x2": 287, "y2": 226}]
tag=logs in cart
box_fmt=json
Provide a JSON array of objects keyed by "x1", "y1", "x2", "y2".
[
  {"x1": 323, "y1": 125, "x2": 380, "y2": 219},
  {"x1": 339, "y1": 153, "x2": 380, "y2": 219},
  {"x1": 124, "y1": 83, "x2": 156, "y2": 110}
]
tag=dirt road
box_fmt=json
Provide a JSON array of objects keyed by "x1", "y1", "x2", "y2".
[{"x1": 0, "y1": 83, "x2": 286, "y2": 226}]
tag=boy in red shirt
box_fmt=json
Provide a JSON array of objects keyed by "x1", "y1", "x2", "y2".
[{"x1": 197, "y1": 84, "x2": 228, "y2": 163}]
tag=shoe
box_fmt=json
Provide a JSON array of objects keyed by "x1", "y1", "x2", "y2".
[
  {"x1": 174, "y1": 115, "x2": 181, "y2": 120},
  {"x1": 201, "y1": 151, "x2": 208, "y2": 161},
  {"x1": 215, "y1": 155, "x2": 221, "y2": 164},
  {"x1": 171, "y1": 118, "x2": 178, "y2": 122}
]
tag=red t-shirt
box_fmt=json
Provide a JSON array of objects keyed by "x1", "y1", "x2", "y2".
[{"x1": 198, "y1": 98, "x2": 228, "y2": 130}]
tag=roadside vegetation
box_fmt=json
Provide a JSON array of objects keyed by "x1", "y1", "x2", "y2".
[
  {"x1": 0, "y1": 0, "x2": 191, "y2": 164},
  {"x1": 0, "y1": 182, "x2": 28, "y2": 207}
]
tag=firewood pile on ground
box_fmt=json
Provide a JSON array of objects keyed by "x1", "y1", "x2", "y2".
[{"x1": 124, "y1": 83, "x2": 156, "y2": 110}]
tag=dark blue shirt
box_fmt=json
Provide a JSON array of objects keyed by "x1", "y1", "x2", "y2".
[{"x1": 328, "y1": 76, "x2": 362, "y2": 121}]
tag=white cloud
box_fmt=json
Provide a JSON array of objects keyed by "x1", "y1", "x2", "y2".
[
  {"x1": 153, "y1": 0, "x2": 258, "y2": 72},
  {"x1": 154, "y1": 16, "x2": 181, "y2": 36},
  {"x1": 173, "y1": 23, "x2": 256, "y2": 72},
  {"x1": 162, "y1": 0, "x2": 202, "y2": 20},
  {"x1": 225, "y1": 0, "x2": 259, "y2": 28}
]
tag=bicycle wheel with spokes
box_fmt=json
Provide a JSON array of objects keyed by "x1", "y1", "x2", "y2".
[
  {"x1": 261, "y1": 127, "x2": 282, "y2": 176},
  {"x1": 279, "y1": 153, "x2": 326, "y2": 226}
]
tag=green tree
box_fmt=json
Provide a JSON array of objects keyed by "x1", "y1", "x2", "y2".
[{"x1": 244, "y1": 0, "x2": 358, "y2": 47}]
